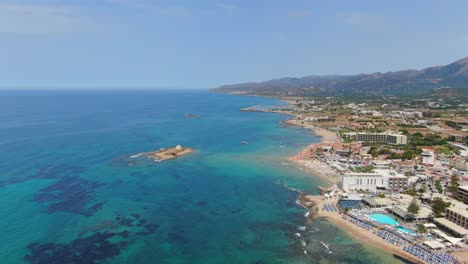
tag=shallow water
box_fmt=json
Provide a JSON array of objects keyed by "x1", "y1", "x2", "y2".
[{"x1": 0, "y1": 90, "x2": 404, "y2": 263}]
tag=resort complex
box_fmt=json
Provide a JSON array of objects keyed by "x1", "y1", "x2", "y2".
[{"x1": 274, "y1": 94, "x2": 468, "y2": 263}]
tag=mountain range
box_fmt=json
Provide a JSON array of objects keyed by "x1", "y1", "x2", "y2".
[{"x1": 211, "y1": 57, "x2": 468, "y2": 96}]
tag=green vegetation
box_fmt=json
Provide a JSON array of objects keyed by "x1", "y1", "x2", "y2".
[
  {"x1": 435, "y1": 180, "x2": 443, "y2": 194},
  {"x1": 463, "y1": 198, "x2": 468, "y2": 205},
  {"x1": 445, "y1": 121, "x2": 462, "y2": 130},
  {"x1": 409, "y1": 133, "x2": 447, "y2": 146},
  {"x1": 407, "y1": 198, "x2": 420, "y2": 216},
  {"x1": 431, "y1": 198, "x2": 451, "y2": 217},
  {"x1": 448, "y1": 176, "x2": 460, "y2": 198},
  {"x1": 416, "y1": 224, "x2": 428, "y2": 235},
  {"x1": 350, "y1": 165, "x2": 374, "y2": 173},
  {"x1": 396, "y1": 123, "x2": 425, "y2": 128},
  {"x1": 404, "y1": 188, "x2": 418, "y2": 196},
  {"x1": 435, "y1": 146, "x2": 459, "y2": 156},
  {"x1": 378, "y1": 193, "x2": 386, "y2": 198}
]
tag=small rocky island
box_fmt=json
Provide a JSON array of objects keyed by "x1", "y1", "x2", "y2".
[{"x1": 147, "y1": 145, "x2": 194, "y2": 161}]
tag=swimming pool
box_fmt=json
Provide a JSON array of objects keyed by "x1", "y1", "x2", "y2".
[
  {"x1": 395, "y1": 226, "x2": 415, "y2": 235},
  {"x1": 369, "y1": 214, "x2": 398, "y2": 225}
]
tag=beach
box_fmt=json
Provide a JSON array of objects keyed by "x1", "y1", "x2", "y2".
[
  {"x1": 281, "y1": 112, "x2": 430, "y2": 263},
  {"x1": 300, "y1": 195, "x2": 426, "y2": 264},
  {"x1": 284, "y1": 117, "x2": 343, "y2": 186},
  {"x1": 281, "y1": 111, "x2": 467, "y2": 264}
]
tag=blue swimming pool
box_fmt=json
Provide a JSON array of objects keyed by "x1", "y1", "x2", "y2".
[
  {"x1": 395, "y1": 226, "x2": 415, "y2": 235},
  {"x1": 369, "y1": 214, "x2": 398, "y2": 225}
]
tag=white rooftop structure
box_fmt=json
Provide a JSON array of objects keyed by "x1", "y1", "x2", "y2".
[
  {"x1": 340, "y1": 170, "x2": 407, "y2": 192},
  {"x1": 433, "y1": 218, "x2": 468, "y2": 238},
  {"x1": 431, "y1": 226, "x2": 466, "y2": 243},
  {"x1": 423, "y1": 240, "x2": 446, "y2": 249}
]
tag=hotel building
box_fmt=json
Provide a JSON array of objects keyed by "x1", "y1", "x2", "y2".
[
  {"x1": 434, "y1": 200, "x2": 468, "y2": 238},
  {"x1": 340, "y1": 170, "x2": 408, "y2": 192},
  {"x1": 356, "y1": 131, "x2": 408, "y2": 145}
]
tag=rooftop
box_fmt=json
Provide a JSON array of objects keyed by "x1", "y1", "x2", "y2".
[
  {"x1": 446, "y1": 199, "x2": 468, "y2": 218},
  {"x1": 345, "y1": 169, "x2": 407, "y2": 179},
  {"x1": 362, "y1": 197, "x2": 393, "y2": 206},
  {"x1": 433, "y1": 218, "x2": 468, "y2": 237},
  {"x1": 390, "y1": 204, "x2": 433, "y2": 219}
]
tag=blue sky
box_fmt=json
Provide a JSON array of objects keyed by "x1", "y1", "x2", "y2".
[{"x1": 1, "y1": 0, "x2": 467, "y2": 89}]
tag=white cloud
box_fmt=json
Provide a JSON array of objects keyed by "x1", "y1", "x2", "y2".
[
  {"x1": 337, "y1": 12, "x2": 394, "y2": 30},
  {"x1": 0, "y1": 3, "x2": 97, "y2": 34}
]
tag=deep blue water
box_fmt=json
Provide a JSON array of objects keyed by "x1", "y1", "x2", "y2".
[{"x1": 0, "y1": 90, "x2": 403, "y2": 263}]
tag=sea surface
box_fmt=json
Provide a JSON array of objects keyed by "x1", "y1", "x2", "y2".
[{"x1": 0, "y1": 90, "x2": 405, "y2": 264}]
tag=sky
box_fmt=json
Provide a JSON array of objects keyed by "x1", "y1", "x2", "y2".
[{"x1": 1, "y1": 0, "x2": 468, "y2": 89}]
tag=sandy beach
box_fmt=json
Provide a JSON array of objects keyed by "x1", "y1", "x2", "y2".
[
  {"x1": 284, "y1": 118, "x2": 342, "y2": 186},
  {"x1": 264, "y1": 105, "x2": 465, "y2": 264},
  {"x1": 301, "y1": 195, "x2": 427, "y2": 264},
  {"x1": 283, "y1": 115, "x2": 454, "y2": 264}
]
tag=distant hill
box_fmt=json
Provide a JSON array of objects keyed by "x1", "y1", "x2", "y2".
[{"x1": 211, "y1": 57, "x2": 468, "y2": 96}]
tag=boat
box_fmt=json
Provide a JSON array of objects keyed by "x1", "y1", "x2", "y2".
[
  {"x1": 241, "y1": 141, "x2": 248, "y2": 145},
  {"x1": 320, "y1": 241, "x2": 332, "y2": 254}
]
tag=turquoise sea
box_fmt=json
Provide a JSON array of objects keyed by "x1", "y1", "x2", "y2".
[{"x1": 0, "y1": 90, "x2": 405, "y2": 264}]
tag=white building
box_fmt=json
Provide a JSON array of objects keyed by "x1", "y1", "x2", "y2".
[
  {"x1": 356, "y1": 131, "x2": 408, "y2": 145},
  {"x1": 372, "y1": 160, "x2": 391, "y2": 170},
  {"x1": 458, "y1": 185, "x2": 468, "y2": 201},
  {"x1": 434, "y1": 199, "x2": 468, "y2": 238},
  {"x1": 340, "y1": 169, "x2": 408, "y2": 192},
  {"x1": 421, "y1": 147, "x2": 436, "y2": 165}
]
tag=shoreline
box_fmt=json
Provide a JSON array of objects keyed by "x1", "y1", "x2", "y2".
[
  {"x1": 238, "y1": 99, "x2": 426, "y2": 264},
  {"x1": 299, "y1": 195, "x2": 426, "y2": 264},
  {"x1": 279, "y1": 109, "x2": 427, "y2": 263},
  {"x1": 282, "y1": 117, "x2": 343, "y2": 187}
]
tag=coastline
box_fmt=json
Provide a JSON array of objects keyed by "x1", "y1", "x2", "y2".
[
  {"x1": 283, "y1": 118, "x2": 342, "y2": 187},
  {"x1": 300, "y1": 195, "x2": 426, "y2": 264},
  {"x1": 240, "y1": 98, "x2": 426, "y2": 264}
]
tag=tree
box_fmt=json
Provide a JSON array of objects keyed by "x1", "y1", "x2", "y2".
[
  {"x1": 416, "y1": 224, "x2": 428, "y2": 236},
  {"x1": 431, "y1": 198, "x2": 451, "y2": 217},
  {"x1": 435, "y1": 180, "x2": 443, "y2": 194},
  {"x1": 404, "y1": 188, "x2": 418, "y2": 196},
  {"x1": 448, "y1": 176, "x2": 460, "y2": 198},
  {"x1": 407, "y1": 198, "x2": 420, "y2": 217}
]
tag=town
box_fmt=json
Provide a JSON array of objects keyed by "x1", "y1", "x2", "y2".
[{"x1": 273, "y1": 94, "x2": 468, "y2": 263}]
